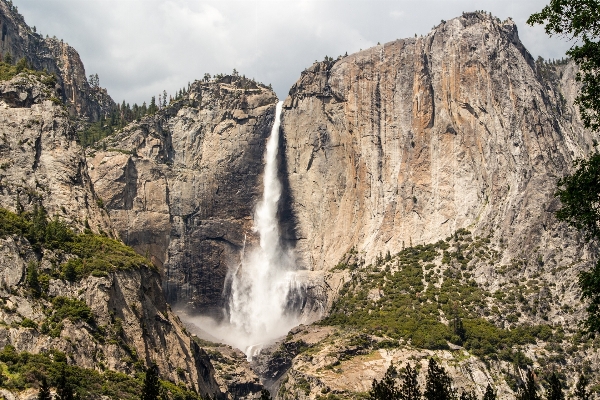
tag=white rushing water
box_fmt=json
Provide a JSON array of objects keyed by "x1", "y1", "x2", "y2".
[{"x1": 192, "y1": 101, "x2": 303, "y2": 359}]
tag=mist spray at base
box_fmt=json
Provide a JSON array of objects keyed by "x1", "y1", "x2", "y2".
[{"x1": 183, "y1": 101, "x2": 304, "y2": 360}]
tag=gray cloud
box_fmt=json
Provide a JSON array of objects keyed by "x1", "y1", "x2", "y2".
[{"x1": 13, "y1": 0, "x2": 574, "y2": 105}]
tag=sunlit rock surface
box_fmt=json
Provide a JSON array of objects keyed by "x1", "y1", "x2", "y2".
[{"x1": 281, "y1": 12, "x2": 595, "y2": 280}]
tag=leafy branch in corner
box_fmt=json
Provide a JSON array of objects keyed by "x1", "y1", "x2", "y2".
[{"x1": 529, "y1": 0, "x2": 600, "y2": 333}]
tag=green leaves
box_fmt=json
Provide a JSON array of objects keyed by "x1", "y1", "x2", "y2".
[
  {"x1": 554, "y1": 153, "x2": 600, "y2": 332},
  {"x1": 0, "y1": 59, "x2": 52, "y2": 82},
  {"x1": 527, "y1": 0, "x2": 600, "y2": 39},
  {"x1": 555, "y1": 153, "x2": 600, "y2": 241},
  {"x1": 50, "y1": 297, "x2": 94, "y2": 325},
  {"x1": 578, "y1": 261, "x2": 600, "y2": 332}
]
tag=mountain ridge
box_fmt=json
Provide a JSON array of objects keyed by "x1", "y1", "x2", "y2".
[{"x1": 0, "y1": 3, "x2": 597, "y2": 399}]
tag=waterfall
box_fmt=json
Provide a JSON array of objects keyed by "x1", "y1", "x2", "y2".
[
  {"x1": 175, "y1": 101, "x2": 310, "y2": 360},
  {"x1": 227, "y1": 101, "x2": 302, "y2": 359}
]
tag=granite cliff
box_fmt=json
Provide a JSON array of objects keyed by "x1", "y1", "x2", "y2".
[
  {"x1": 88, "y1": 76, "x2": 278, "y2": 316},
  {"x1": 281, "y1": 12, "x2": 594, "y2": 275},
  {"x1": 0, "y1": 1, "x2": 114, "y2": 121},
  {"x1": 263, "y1": 12, "x2": 599, "y2": 399},
  {"x1": 0, "y1": 52, "x2": 220, "y2": 400}
]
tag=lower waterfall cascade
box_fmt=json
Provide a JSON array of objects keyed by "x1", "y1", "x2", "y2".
[{"x1": 184, "y1": 101, "x2": 305, "y2": 360}]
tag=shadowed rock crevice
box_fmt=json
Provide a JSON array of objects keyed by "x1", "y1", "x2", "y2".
[{"x1": 278, "y1": 117, "x2": 301, "y2": 254}]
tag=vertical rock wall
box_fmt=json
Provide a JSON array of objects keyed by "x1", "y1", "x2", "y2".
[
  {"x1": 0, "y1": 0, "x2": 114, "y2": 120},
  {"x1": 0, "y1": 75, "x2": 221, "y2": 397},
  {"x1": 89, "y1": 78, "x2": 278, "y2": 315},
  {"x1": 281, "y1": 12, "x2": 595, "y2": 272}
]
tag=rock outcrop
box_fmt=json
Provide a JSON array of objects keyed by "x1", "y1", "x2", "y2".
[
  {"x1": 0, "y1": 73, "x2": 110, "y2": 233},
  {"x1": 281, "y1": 12, "x2": 595, "y2": 277},
  {"x1": 0, "y1": 73, "x2": 220, "y2": 397},
  {"x1": 254, "y1": 14, "x2": 600, "y2": 397},
  {"x1": 88, "y1": 76, "x2": 278, "y2": 315},
  {"x1": 0, "y1": 0, "x2": 114, "y2": 120}
]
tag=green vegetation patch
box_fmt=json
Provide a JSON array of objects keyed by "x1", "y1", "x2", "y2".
[
  {"x1": 322, "y1": 233, "x2": 554, "y2": 362},
  {"x1": 0, "y1": 345, "x2": 139, "y2": 397},
  {"x1": 60, "y1": 233, "x2": 150, "y2": 281},
  {"x1": 36, "y1": 297, "x2": 94, "y2": 337},
  {"x1": 0, "y1": 346, "x2": 203, "y2": 399},
  {"x1": 0, "y1": 58, "x2": 56, "y2": 84},
  {"x1": 0, "y1": 206, "x2": 152, "y2": 282}
]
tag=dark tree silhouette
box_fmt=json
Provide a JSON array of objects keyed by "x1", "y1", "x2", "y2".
[
  {"x1": 369, "y1": 363, "x2": 400, "y2": 400},
  {"x1": 453, "y1": 315, "x2": 466, "y2": 344},
  {"x1": 574, "y1": 375, "x2": 591, "y2": 400},
  {"x1": 37, "y1": 376, "x2": 51, "y2": 400},
  {"x1": 399, "y1": 363, "x2": 421, "y2": 400},
  {"x1": 547, "y1": 373, "x2": 564, "y2": 400},
  {"x1": 483, "y1": 384, "x2": 497, "y2": 400},
  {"x1": 141, "y1": 363, "x2": 160, "y2": 400},
  {"x1": 517, "y1": 370, "x2": 540, "y2": 400},
  {"x1": 460, "y1": 391, "x2": 477, "y2": 400},
  {"x1": 259, "y1": 389, "x2": 272, "y2": 400},
  {"x1": 424, "y1": 358, "x2": 456, "y2": 400},
  {"x1": 56, "y1": 366, "x2": 74, "y2": 400}
]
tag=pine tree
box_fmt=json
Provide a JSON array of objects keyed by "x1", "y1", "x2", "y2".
[
  {"x1": 460, "y1": 391, "x2": 476, "y2": 400},
  {"x1": 424, "y1": 358, "x2": 456, "y2": 400},
  {"x1": 88, "y1": 73, "x2": 99, "y2": 88},
  {"x1": 453, "y1": 314, "x2": 466, "y2": 344},
  {"x1": 26, "y1": 261, "x2": 40, "y2": 297},
  {"x1": 141, "y1": 363, "x2": 160, "y2": 400},
  {"x1": 29, "y1": 203, "x2": 48, "y2": 245},
  {"x1": 259, "y1": 389, "x2": 272, "y2": 400},
  {"x1": 574, "y1": 375, "x2": 590, "y2": 400},
  {"x1": 517, "y1": 370, "x2": 540, "y2": 400},
  {"x1": 38, "y1": 376, "x2": 51, "y2": 400},
  {"x1": 547, "y1": 373, "x2": 564, "y2": 400},
  {"x1": 16, "y1": 57, "x2": 28, "y2": 73},
  {"x1": 483, "y1": 384, "x2": 497, "y2": 400},
  {"x1": 148, "y1": 97, "x2": 157, "y2": 115},
  {"x1": 399, "y1": 363, "x2": 420, "y2": 400},
  {"x1": 369, "y1": 363, "x2": 400, "y2": 400},
  {"x1": 56, "y1": 367, "x2": 74, "y2": 400}
]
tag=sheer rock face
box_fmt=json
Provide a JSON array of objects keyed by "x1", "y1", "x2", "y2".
[
  {"x1": 88, "y1": 79, "x2": 278, "y2": 315},
  {"x1": 0, "y1": 0, "x2": 114, "y2": 120},
  {"x1": 0, "y1": 75, "x2": 110, "y2": 233},
  {"x1": 0, "y1": 75, "x2": 221, "y2": 397},
  {"x1": 281, "y1": 12, "x2": 595, "y2": 273}
]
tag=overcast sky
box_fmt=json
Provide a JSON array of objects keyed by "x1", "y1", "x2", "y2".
[{"x1": 12, "y1": 0, "x2": 574, "y2": 105}]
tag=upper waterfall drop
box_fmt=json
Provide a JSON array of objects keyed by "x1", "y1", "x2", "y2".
[{"x1": 227, "y1": 101, "x2": 303, "y2": 359}]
